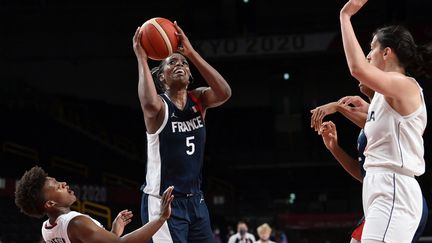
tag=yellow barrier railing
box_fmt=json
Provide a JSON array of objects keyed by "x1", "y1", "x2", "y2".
[
  {"x1": 72, "y1": 199, "x2": 112, "y2": 229},
  {"x1": 70, "y1": 199, "x2": 82, "y2": 212},
  {"x1": 82, "y1": 200, "x2": 112, "y2": 229}
]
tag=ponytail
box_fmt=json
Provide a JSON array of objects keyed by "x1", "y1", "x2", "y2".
[
  {"x1": 411, "y1": 42, "x2": 432, "y2": 79},
  {"x1": 374, "y1": 25, "x2": 432, "y2": 79}
]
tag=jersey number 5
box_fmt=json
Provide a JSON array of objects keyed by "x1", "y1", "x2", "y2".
[{"x1": 186, "y1": 136, "x2": 195, "y2": 155}]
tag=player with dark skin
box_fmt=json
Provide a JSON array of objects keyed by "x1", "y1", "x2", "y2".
[
  {"x1": 311, "y1": 84, "x2": 373, "y2": 182},
  {"x1": 15, "y1": 166, "x2": 174, "y2": 243},
  {"x1": 132, "y1": 20, "x2": 231, "y2": 243},
  {"x1": 133, "y1": 21, "x2": 232, "y2": 134}
]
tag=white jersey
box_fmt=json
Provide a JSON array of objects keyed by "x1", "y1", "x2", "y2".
[
  {"x1": 364, "y1": 82, "x2": 427, "y2": 176},
  {"x1": 41, "y1": 211, "x2": 104, "y2": 243}
]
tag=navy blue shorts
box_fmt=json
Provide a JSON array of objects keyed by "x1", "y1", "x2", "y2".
[
  {"x1": 141, "y1": 192, "x2": 215, "y2": 243},
  {"x1": 412, "y1": 196, "x2": 428, "y2": 243}
]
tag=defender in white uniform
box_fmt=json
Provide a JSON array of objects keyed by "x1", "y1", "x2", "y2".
[
  {"x1": 42, "y1": 211, "x2": 104, "y2": 243},
  {"x1": 363, "y1": 88, "x2": 426, "y2": 242},
  {"x1": 339, "y1": 0, "x2": 432, "y2": 242},
  {"x1": 15, "y1": 166, "x2": 174, "y2": 243}
]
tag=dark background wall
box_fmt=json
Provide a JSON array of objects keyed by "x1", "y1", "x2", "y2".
[{"x1": 1, "y1": 0, "x2": 432, "y2": 242}]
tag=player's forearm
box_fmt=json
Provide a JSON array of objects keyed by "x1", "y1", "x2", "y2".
[
  {"x1": 120, "y1": 217, "x2": 166, "y2": 243},
  {"x1": 328, "y1": 145, "x2": 363, "y2": 182},
  {"x1": 340, "y1": 14, "x2": 369, "y2": 79},
  {"x1": 137, "y1": 61, "x2": 161, "y2": 114},
  {"x1": 188, "y1": 50, "x2": 232, "y2": 102},
  {"x1": 111, "y1": 228, "x2": 121, "y2": 237},
  {"x1": 337, "y1": 105, "x2": 367, "y2": 128}
]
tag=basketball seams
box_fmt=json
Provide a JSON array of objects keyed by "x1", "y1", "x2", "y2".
[
  {"x1": 140, "y1": 17, "x2": 178, "y2": 60},
  {"x1": 148, "y1": 18, "x2": 173, "y2": 55},
  {"x1": 143, "y1": 26, "x2": 162, "y2": 60},
  {"x1": 156, "y1": 19, "x2": 178, "y2": 53}
]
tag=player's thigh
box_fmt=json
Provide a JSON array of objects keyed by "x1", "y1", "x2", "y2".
[
  {"x1": 363, "y1": 173, "x2": 422, "y2": 242},
  {"x1": 188, "y1": 196, "x2": 215, "y2": 243}
]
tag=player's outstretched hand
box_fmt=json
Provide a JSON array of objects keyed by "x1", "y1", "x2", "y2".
[
  {"x1": 340, "y1": 0, "x2": 368, "y2": 17},
  {"x1": 310, "y1": 102, "x2": 339, "y2": 132},
  {"x1": 112, "y1": 209, "x2": 133, "y2": 236},
  {"x1": 160, "y1": 186, "x2": 174, "y2": 221},
  {"x1": 319, "y1": 121, "x2": 339, "y2": 150}
]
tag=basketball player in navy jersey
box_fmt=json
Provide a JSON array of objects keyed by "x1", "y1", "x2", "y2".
[{"x1": 132, "y1": 21, "x2": 231, "y2": 243}]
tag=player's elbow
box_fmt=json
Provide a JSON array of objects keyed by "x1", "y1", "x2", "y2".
[
  {"x1": 216, "y1": 92, "x2": 231, "y2": 106},
  {"x1": 348, "y1": 65, "x2": 361, "y2": 77},
  {"x1": 211, "y1": 87, "x2": 232, "y2": 106},
  {"x1": 222, "y1": 86, "x2": 232, "y2": 102},
  {"x1": 348, "y1": 60, "x2": 371, "y2": 79},
  {"x1": 348, "y1": 64, "x2": 367, "y2": 81}
]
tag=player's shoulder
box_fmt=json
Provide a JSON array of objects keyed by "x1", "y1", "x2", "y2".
[
  {"x1": 68, "y1": 214, "x2": 94, "y2": 227},
  {"x1": 68, "y1": 214, "x2": 103, "y2": 240},
  {"x1": 189, "y1": 87, "x2": 209, "y2": 99}
]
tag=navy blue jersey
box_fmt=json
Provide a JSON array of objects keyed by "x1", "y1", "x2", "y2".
[
  {"x1": 357, "y1": 129, "x2": 367, "y2": 178},
  {"x1": 143, "y1": 92, "x2": 206, "y2": 196}
]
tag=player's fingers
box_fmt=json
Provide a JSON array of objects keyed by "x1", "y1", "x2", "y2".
[
  {"x1": 324, "y1": 121, "x2": 334, "y2": 129},
  {"x1": 315, "y1": 110, "x2": 324, "y2": 131},
  {"x1": 311, "y1": 110, "x2": 319, "y2": 129},
  {"x1": 338, "y1": 96, "x2": 350, "y2": 105},
  {"x1": 124, "y1": 218, "x2": 132, "y2": 224},
  {"x1": 317, "y1": 111, "x2": 325, "y2": 123},
  {"x1": 310, "y1": 110, "x2": 317, "y2": 127},
  {"x1": 173, "y1": 21, "x2": 184, "y2": 36},
  {"x1": 134, "y1": 27, "x2": 142, "y2": 40},
  {"x1": 162, "y1": 186, "x2": 174, "y2": 201},
  {"x1": 123, "y1": 211, "x2": 133, "y2": 218},
  {"x1": 321, "y1": 121, "x2": 331, "y2": 130}
]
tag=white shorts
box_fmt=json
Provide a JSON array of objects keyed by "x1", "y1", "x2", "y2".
[
  {"x1": 147, "y1": 194, "x2": 173, "y2": 242},
  {"x1": 362, "y1": 168, "x2": 422, "y2": 243}
]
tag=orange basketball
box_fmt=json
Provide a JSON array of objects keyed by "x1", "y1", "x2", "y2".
[{"x1": 140, "y1": 17, "x2": 179, "y2": 61}]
